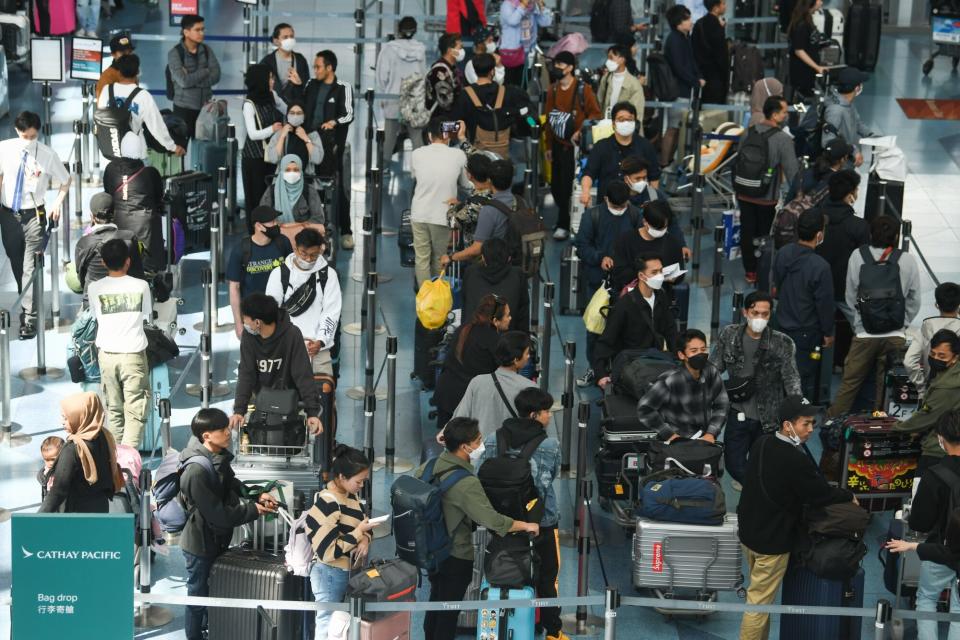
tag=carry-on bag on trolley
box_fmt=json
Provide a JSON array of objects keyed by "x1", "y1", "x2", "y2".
[
  {"x1": 780, "y1": 564, "x2": 865, "y2": 640},
  {"x1": 646, "y1": 438, "x2": 724, "y2": 478}
]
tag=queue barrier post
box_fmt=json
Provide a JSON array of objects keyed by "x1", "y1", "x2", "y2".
[
  {"x1": 134, "y1": 468, "x2": 175, "y2": 629},
  {"x1": 560, "y1": 340, "x2": 575, "y2": 472},
  {"x1": 349, "y1": 595, "x2": 364, "y2": 640},
  {"x1": 603, "y1": 587, "x2": 620, "y2": 640},
  {"x1": 731, "y1": 290, "x2": 744, "y2": 325},
  {"x1": 575, "y1": 476, "x2": 594, "y2": 635},
  {"x1": 226, "y1": 124, "x2": 239, "y2": 230},
  {"x1": 49, "y1": 218, "x2": 61, "y2": 322},
  {"x1": 216, "y1": 167, "x2": 227, "y2": 281},
  {"x1": 540, "y1": 282, "x2": 554, "y2": 394},
  {"x1": 0, "y1": 310, "x2": 18, "y2": 438},
  {"x1": 573, "y1": 401, "x2": 589, "y2": 529},
  {"x1": 709, "y1": 225, "x2": 724, "y2": 343},
  {"x1": 901, "y1": 219, "x2": 912, "y2": 253},
  {"x1": 385, "y1": 335, "x2": 398, "y2": 474},
  {"x1": 690, "y1": 84, "x2": 705, "y2": 279},
  {"x1": 354, "y1": 4, "x2": 366, "y2": 96},
  {"x1": 71, "y1": 119, "x2": 83, "y2": 231},
  {"x1": 159, "y1": 397, "x2": 172, "y2": 452},
  {"x1": 20, "y1": 252, "x2": 64, "y2": 381}
]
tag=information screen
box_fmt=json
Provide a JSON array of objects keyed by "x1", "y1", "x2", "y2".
[{"x1": 70, "y1": 37, "x2": 102, "y2": 81}]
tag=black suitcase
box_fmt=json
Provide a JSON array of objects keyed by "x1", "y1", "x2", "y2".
[
  {"x1": 844, "y1": 0, "x2": 882, "y2": 71},
  {"x1": 601, "y1": 392, "x2": 658, "y2": 443},
  {"x1": 167, "y1": 171, "x2": 214, "y2": 254},
  {"x1": 864, "y1": 172, "x2": 904, "y2": 221},
  {"x1": 208, "y1": 549, "x2": 306, "y2": 640},
  {"x1": 780, "y1": 565, "x2": 864, "y2": 640},
  {"x1": 399, "y1": 209, "x2": 415, "y2": 268},
  {"x1": 559, "y1": 245, "x2": 587, "y2": 315},
  {"x1": 595, "y1": 442, "x2": 645, "y2": 500},
  {"x1": 413, "y1": 318, "x2": 445, "y2": 390}
]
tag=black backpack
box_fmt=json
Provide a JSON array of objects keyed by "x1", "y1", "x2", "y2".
[
  {"x1": 483, "y1": 195, "x2": 546, "y2": 278},
  {"x1": 589, "y1": 0, "x2": 612, "y2": 42},
  {"x1": 477, "y1": 429, "x2": 547, "y2": 524},
  {"x1": 278, "y1": 262, "x2": 329, "y2": 317},
  {"x1": 855, "y1": 246, "x2": 906, "y2": 334},
  {"x1": 94, "y1": 84, "x2": 143, "y2": 160},
  {"x1": 646, "y1": 52, "x2": 679, "y2": 102},
  {"x1": 733, "y1": 125, "x2": 779, "y2": 198}
]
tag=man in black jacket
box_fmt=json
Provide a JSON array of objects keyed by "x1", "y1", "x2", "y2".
[
  {"x1": 662, "y1": 4, "x2": 704, "y2": 166},
  {"x1": 692, "y1": 0, "x2": 729, "y2": 104},
  {"x1": 427, "y1": 33, "x2": 464, "y2": 118},
  {"x1": 772, "y1": 209, "x2": 835, "y2": 400},
  {"x1": 462, "y1": 238, "x2": 530, "y2": 332},
  {"x1": 594, "y1": 253, "x2": 679, "y2": 387},
  {"x1": 73, "y1": 192, "x2": 145, "y2": 302},
  {"x1": 303, "y1": 50, "x2": 355, "y2": 248},
  {"x1": 228, "y1": 293, "x2": 323, "y2": 434},
  {"x1": 611, "y1": 200, "x2": 685, "y2": 294},
  {"x1": 737, "y1": 396, "x2": 855, "y2": 639},
  {"x1": 258, "y1": 23, "x2": 310, "y2": 105},
  {"x1": 180, "y1": 408, "x2": 278, "y2": 640},
  {"x1": 814, "y1": 169, "x2": 870, "y2": 320}
]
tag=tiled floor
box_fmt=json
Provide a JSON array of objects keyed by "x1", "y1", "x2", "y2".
[{"x1": 0, "y1": 2, "x2": 959, "y2": 638}]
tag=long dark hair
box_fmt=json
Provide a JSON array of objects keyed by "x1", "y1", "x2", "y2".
[
  {"x1": 455, "y1": 294, "x2": 508, "y2": 362},
  {"x1": 788, "y1": 0, "x2": 817, "y2": 35},
  {"x1": 245, "y1": 63, "x2": 274, "y2": 105},
  {"x1": 330, "y1": 444, "x2": 369, "y2": 481}
]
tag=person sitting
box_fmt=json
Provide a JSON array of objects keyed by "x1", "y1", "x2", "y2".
[
  {"x1": 433, "y1": 294, "x2": 513, "y2": 429},
  {"x1": 462, "y1": 238, "x2": 529, "y2": 332},
  {"x1": 259, "y1": 153, "x2": 325, "y2": 228},
  {"x1": 637, "y1": 329, "x2": 729, "y2": 442},
  {"x1": 594, "y1": 254, "x2": 680, "y2": 389},
  {"x1": 266, "y1": 101, "x2": 325, "y2": 172},
  {"x1": 610, "y1": 199, "x2": 685, "y2": 294},
  {"x1": 904, "y1": 282, "x2": 960, "y2": 394},
  {"x1": 737, "y1": 396, "x2": 856, "y2": 640}
]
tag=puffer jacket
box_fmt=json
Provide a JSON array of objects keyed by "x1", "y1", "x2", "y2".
[{"x1": 709, "y1": 323, "x2": 802, "y2": 431}]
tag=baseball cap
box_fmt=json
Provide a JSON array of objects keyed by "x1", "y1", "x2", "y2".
[
  {"x1": 778, "y1": 395, "x2": 816, "y2": 425},
  {"x1": 836, "y1": 67, "x2": 870, "y2": 91},
  {"x1": 89, "y1": 192, "x2": 114, "y2": 218},
  {"x1": 823, "y1": 137, "x2": 855, "y2": 162},
  {"x1": 109, "y1": 33, "x2": 135, "y2": 53},
  {"x1": 250, "y1": 205, "x2": 280, "y2": 225}
]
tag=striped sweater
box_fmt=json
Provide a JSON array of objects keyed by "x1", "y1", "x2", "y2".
[{"x1": 305, "y1": 488, "x2": 368, "y2": 571}]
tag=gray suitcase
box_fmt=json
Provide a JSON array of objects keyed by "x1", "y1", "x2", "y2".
[
  {"x1": 559, "y1": 245, "x2": 587, "y2": 315},
  {"x1": 632, "y1": 514, "x2": 743, "y2": 595},
  {"x1": 457, "y1": 526, "x2": 489, "y2": 630}
]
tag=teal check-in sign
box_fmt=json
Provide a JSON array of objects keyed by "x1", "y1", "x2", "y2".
[{"x1": 12, "y1": 513, "x2": 134, "y2": 640}]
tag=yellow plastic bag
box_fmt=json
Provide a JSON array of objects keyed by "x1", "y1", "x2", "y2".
[
  {"x1": 416, "y1": 271, "x2": 453, "y2": 330},
  {"x1": 583, "y1": 285, "x2": 610, "y2": 335}
]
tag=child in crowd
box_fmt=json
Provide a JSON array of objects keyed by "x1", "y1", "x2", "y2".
[{"x1": 37, "y1": 436, "x2": 64, "y2": 499}]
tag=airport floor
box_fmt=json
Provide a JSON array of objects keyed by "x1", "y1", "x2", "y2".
[{"x1": 1, "y1": 1, "x2": 960, "y2": 638}]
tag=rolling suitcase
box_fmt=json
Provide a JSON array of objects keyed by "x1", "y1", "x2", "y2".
[
  {"x1": 413, "y1": 318, "x2": 445, "y2": 390},
  {"x1": 476, "y1": 582, "x2": 536, "y2": 640},
  {"x1": 0, "y1": 13, "x2": 28, "y2": 63},
  {"x1": 192, "y1": 139, "x2": 229, "y2": 177},
  {"x1": 595, "y1": 442, "x2": 644, "y2": 501},
  {"x1": 31, "y1": 0, "x2": 74, "y2": 35},
  {"x1": 458, "y1": 527, "x2": 489, "y2": 631},
  {"x1": 559, "y1": 245, "x2": 587, "y2": 315},
  {"x1": 208, "y1": 549, "x2": 306, "y2": 640},
  {"x1": 398, "y1": 210, "x2": 415, "y2": 268},
  {"x1": 844, "y1": 0, "x2": 882, "y2": 71},
  {"x1": 780, "y1": 565, "x2": 865, "y2": 640},
  {"x1": 327, "y1": 611, "x2": 412, "y2": 640}
]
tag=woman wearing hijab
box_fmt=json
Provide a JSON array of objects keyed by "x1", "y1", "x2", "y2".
[
  {"x1": 39, "y1": 392, "x2": 124, "y2": 514},
  {"x1": 242, "y1": 63, "x2": 287, "y2": 222},
  {"x1": 260, "y1": 154, "x2": 325, "y2": 229},
  {"x1": 266, "y1": 101, "x2": 324, "y2": 172}
]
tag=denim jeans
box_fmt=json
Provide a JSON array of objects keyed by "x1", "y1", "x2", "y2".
[
  {"x1": 917, "y1": 560, "x2": 960, "y2": 640},
  {"x1": 310, "y1": 561, "x2": 350, "y2": 640},
  {"x1": 723, "y1": 409, "x2": 764, "y2": 484},
  {"x1": 75, "y1": 0, "x2": 99, "y2": 33},
  {"x1": 183, "y1": 550, "x2": 214, "y2": 640}
]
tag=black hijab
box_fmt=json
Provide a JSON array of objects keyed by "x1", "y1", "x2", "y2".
[{"x1": 245, "y1": 63, "x2": 273, "y2": 105}]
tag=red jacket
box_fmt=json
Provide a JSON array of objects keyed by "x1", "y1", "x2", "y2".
[{"x1": 446, "y1": 0, "x2": 487, "y2": 34}]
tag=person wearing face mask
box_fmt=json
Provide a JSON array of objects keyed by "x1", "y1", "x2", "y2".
[
  {"x1": 259, "y1": 23, "x2": 309, "y2": 104},
  {"x1": 904, "y1": 283, "x2": 960, "y2": 394},
  {"x1": 597, "y1": 45, "x2": 645, "y2": 121},
  {"x1": 580, "y1": 102, "x2": 660, "y2": 210},
  {"x1": 226, "y1": 206, "x2": 293, "y2": 339},
  {"x1": 375, "y1": 16, "x2": 427, "y2": 160},
  {"x1": 771, "y1": 209, "x2": 835, "y2": 401},
  {"x1": 593, "y1": 254, "x2": 680, "y2": 388},
  {"x1": 457, "y1": 53, "x2": 531, "y2": 159},
  {"x1": 635, "y1": 329, "x2": 728, "y2": 442},
  {"x1": 415, "y1": 416, "x2": 540, "y2": 640},
  {"x1": 708, "y1": 291, "x2": 802, "y2": 488},
  {"x1": 464, "y1": 26, "x2": 502, "y2": 84},
  {"x1": 426, "y1": 33, "x2": 465, "y2": 119},
  {"x1": 241, "y1": 64, "x2": 286, "y2": 225},
  {"x1": 620, "y1": 155, "x2": 692, "y2": 260},
  {"x1": 821, "y1": 67, "x2": 874, "y2": 168},
  {"x1": 259, "y1": 154, "x2": 325, "y2": 232},
  {"x1": 611, "y1": 199, "x2": 685, "y2": 294},
  {"x1": 265, "y1": 228, "x2": 341, "y2": 377},
  {"x1": 894, "y1": 331, "x2": 960, "y2": 475},
  {"x1": 229, "y1": 293, "x2": 323, "y2": 434},
  {"x1": 736, "y1": 96, "x2": 800, "y2": 284},
  {"x1": 736, "y1": 395, "x2": 855, "y2": 640},
  {"x1": 544, "y1": 51, "x2": 601, "y2": 240},
  {"x1": 499, "y1": 0, "x2": 553, "y2": 87},
  {"x1": 266, "y1": 102, "x2": 324, "y2": 172}
]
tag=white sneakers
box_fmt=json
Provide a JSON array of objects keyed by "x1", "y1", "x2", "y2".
[{"x1": 553, "y1": 228, "x2": 569, "y2": 241}]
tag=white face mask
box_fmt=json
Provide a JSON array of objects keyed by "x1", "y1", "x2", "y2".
[
  {"x1": 467, "y1": 442, "x2": 486, "y2": 463},
  {"x1": 643, "y1": 273, "x2": 664, "y2": 290},
  {"x1": 494, "y1": 66, "x2": 505, "y2": 84},
  {"x1": 630, "y1": 180, "x2": 648, "y2": 194},
  {"x1": 487, "y1": 40, "x2": 498, "y2": 53},
  {"x1": 614, "y1": 120, "x2": 636, "y2": 137},
  {"x1": 283, "y1": 171, "x2": 301, "y2": 184},
  {"x1": 604, "y1": 58, "x2": 620, "y2": 73},
  {"x1": 294, "y1": 256, "x2": 316, "y2": 270},
  {"x1": 287, "y1": 114, "x2": 305, "y2": 127},
  {"x1": 607, "y1": 204, "x2": 627, "y2": 216},
  {"x1": 455, "y1": 48, "x2": 466, "y2": 62},
  {"x1": 939, "y1": 435, "x2": 947, "y2": 452},
  {"x1": 748, "y1": 317, "x2": 768, "y2": 333},
  {"x1": 647, "y1": 225, "x2": 667, "y2": 239},
  {"x1": 280, "y1": 37, "x2": 296, "y2": 52},
  {"x1": 786, "y1": 423, "x2": 802, "y2": 446}
]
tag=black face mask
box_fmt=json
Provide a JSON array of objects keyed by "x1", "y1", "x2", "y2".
[
  {"x1": 264, "y1": 225, "x2": 281, "y2": 240},
  {"x1": 549, "y1": 67, "x2": 564, "y2": 81},
  {"x1": 687, "y1": 353, "x2": 709, "y2": 371},
  {"x1": 929, "y1": 356, "x2": 951, "y2": 377}
]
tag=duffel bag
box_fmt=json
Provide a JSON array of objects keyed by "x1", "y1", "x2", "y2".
[
  {"x1": 805, "y1": 501, "x2": 870, "y2": 540},
  {"x1": 799, "y1": 534, "x2": 867, "y2": 581},
  {"x1": 610, "y1": 349, "x2": 677, "y2": 399},
  {"x1": 347, "y1": 558, "x2": 418, "y2": 621},
  {"x1": 484, "y1": 533, "x2": 540, "y2": 589},
  {"x1": 647, "y1": 438, "x2": 724, "y2": 477},
  {"x1": 639, "y1": 475, "x2": 726, "y2": 525}
]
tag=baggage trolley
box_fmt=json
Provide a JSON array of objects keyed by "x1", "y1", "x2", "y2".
[
  {"x1": 838, "y1": 415, "x2": 920, "y2": 512},
  {"x1": 597, "y1": 391, "x2": 658, "y2": 528},
  {"x1": 923, "y1": 7, "x2": 960, "y2": 76}
]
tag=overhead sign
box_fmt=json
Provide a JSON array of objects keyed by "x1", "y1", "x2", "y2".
[
  {"x1": 170, "y1": 0, "x2": 199, "y2": 25},
  {"x1": 12, "y1": 513, "x2": 134, "y2": 640}
]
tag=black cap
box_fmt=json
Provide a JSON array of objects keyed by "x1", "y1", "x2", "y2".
[
  {"x1": 90, "y1": 192, "x2": 114, "y2": 218},
  {"x1": 554, "y1": 51, "x2": 576, "y2": 67},
  {"x1": 836, "y1": 67, "x2": 870, "y2": 91},
  {"x1": 778, "y1": 395, "x2": 816, "y2": 425},
  {"x1": 250, "y1": 205, "x2": 280, "y2": 225},
  {"x1": 823, "y1": 136, "x2": 855, "y2": 162},
  {"x1": 109, "y1": 33, "x2": 134, "y2": 53}
]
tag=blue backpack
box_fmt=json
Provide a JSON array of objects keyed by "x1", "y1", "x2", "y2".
[
  {"x1": 640, "y1": 473, "x2": 726, "y2": 526},
  {"x1": 391, "y1": 458, "x2": 471, "y2": 573},
  {"x1": 153, "y1": 449, "x2": 219, "y2": 533}
]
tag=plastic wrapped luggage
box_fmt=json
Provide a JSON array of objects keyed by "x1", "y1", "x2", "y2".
[
  {"x1": 559, "y1": 245, "x2": 587, "y2": 315},
  {"x1": 208, "y1": 549, "x2": 306, "y2": 640},
  {"x1": 840, "y1": 415, "x2": 919, "y2": 510},
  {"x1": 327, "y1": 611, "x2": 412, "y2": 640},
  {"x1": 844, "y1": 0, "x2": 882, "y2": 71},
  {"x1": 476, "y1": 582, "x2": 536, "y2": 640},
  {"x1": 780, "y1": 565, "x2": 865, "y2": 640},
  {"x1": 191, "y1": 138, "x2": 229, "y2": 177}
]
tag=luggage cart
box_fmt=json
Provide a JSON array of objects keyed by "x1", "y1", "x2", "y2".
[
  {"x1": 922, "y1": 7, "x2": 960, "y2": 76},
  {"x1": 231, "y1": 407, "x2": 322, "y2": 496}
]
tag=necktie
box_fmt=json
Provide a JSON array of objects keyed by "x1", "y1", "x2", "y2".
[{"x1": 10, "y1": 148, "x2": 27, "y2": 213}]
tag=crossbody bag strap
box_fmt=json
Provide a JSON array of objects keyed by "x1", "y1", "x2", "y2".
[
  {"x1": 491, "y1": 373, "x2": 519, "y2": 419},
  {"x1": 114, "y1": 166, "x2": 146, "y2": 194},
  {"x1": 494, "y1": 84, "x2": 506, "y2": 110},
  {"x1": 464, "y1": 86, "x2": 483, "y2": 108}
]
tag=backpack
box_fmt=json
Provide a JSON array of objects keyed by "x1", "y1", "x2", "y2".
[
  {"x1": 733, "y1": 125, "x2": 779, "y2": 198},
  {"x1": 345, "y1": 557, "x2": 418, "y2": 621},
  {"x1": 94, "y1": 84, "x2": 143, "y2": 161},
  {"x1": 424, "y1": 61, "x2": 456, "y2": 115},
  {"x1": 770, "y1": 184, "x2": 830, "y2": 249},
  {"x1": 477, "y1": 429, "x2": 548, "y2": 524},
  {"x1": 153, "y1": 449, "x2": 219, "y2": 534},
  {"x1": 68, "y1": 307, "x2": 100, "y2": 384},
  {"x1": 930, "y1": 465, "x2": 960, "y2": 541},
  {"x1": 639, "y1": 471, "x2": 726, "y2": 525},
  {"x1": 399, "y1": 72, "x2": 435, "y2": 128},
  {"x1": 278, "y1": 262, "x2": 329, "y2": 317},
  {"x1": 483, "y1": 195, "x2": 547, "y2": 277},
  {"x1": 855, "y1": 246, "x2": 906, "y2": 334},
  {"x1": 278, "y1": 507, "x2": 313, "y2": 577},
  {"x1": 799, "y1": 534, "x2": 867, "y2": 580},
  {"x1": 646, "y1": 51, "x2": 679, "y2": 102},
  {"x1": 195, "y1": 99, "x2": 229, "y2": 142},
  {"x1": 589, "y1": 0, "x2": 612, "y2": 42},
  {"x1": 464, "y1": 85, "x2": 512, "y2": 159},
  {"x1": 731, "y1": 44, "x2": 765, "y2": 94},
  {"x1": 390, "y1": 458, "x2": 471, "y2": 573},
  {"x1": 805, "y1": 501, "x2": 870, "y2": 540}
]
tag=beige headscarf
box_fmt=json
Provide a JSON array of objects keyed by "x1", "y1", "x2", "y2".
[
  {"x1": 61, "y1": 392, "x2": 124, "y2": 492},
  {"x1": 748, "y1": 77, "x2": 785, "y2": 127}
]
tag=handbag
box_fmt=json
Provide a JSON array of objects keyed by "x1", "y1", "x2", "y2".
[
  {"x1": 647, "y1": 438, "x2": 723, "y2": 477},
  {"x1": 484, "y1": 533, "x2": 540, "y2": 589},
  {"x1": 254, "y1": 388, "x2": 299, "y2": 428},
  {"x1": 724, "y1": 376, "x2": 755, "y2": 403},
  {"x1": 547, "y1": 81, "x2": 583, "y2": 142},
  {"x1": 499, "y1": 47, "x2": 526, "y2": 68}
]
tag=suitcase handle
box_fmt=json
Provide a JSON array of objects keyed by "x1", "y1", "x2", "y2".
[{"x1": 255, "y1": 605, "x2": 278, "y2": 640}]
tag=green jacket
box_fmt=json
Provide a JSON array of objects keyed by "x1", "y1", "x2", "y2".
[
  {"x1": 894, "y1": 361, "x2": 960, "y2": 458},
  {"x1": 414, "y1": 451, "x2": 514, "y2": 561}
]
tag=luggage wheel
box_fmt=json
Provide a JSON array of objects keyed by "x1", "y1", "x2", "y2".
[{"x1": 736, "y1": 587, "x2": 746, "y2": 599}]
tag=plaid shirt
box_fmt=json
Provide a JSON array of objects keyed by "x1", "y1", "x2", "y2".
[{"x1": 637, "y1": 364, "x2": 730, "y2": 440}]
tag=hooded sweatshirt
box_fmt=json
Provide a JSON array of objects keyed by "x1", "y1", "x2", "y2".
[
  {"x1": 265, "y1": 254, "x2": 342, "y2": 350},
  {"x1": 904, "y1": 316, "x2": 960, "y2": 391},
  {"x1": 375, "y1": 37, "x2": 426, "y2": 120},
  {"x1": 462, "y1": 260, "x2": 530, "y2": 332},
  {"x1": 233, "y1": 310, "x2": 322, "y2": 418},
  {"x1": 771, "y1": 243, "x2": 835, "y2": 336},
  {"x1": 814, "y1": 199, "x2": 870, "y2": 302},
  {"x1": 895, "y1": 361, "x2": 960, "y2": 458},
  {"x1": 178, "y1": 437, "x2": 259, "y2": 558},
  {"x1": 822, "y1": 88, "x2": 872, "y2": 153},
  {"x1": 479, "y1": 417, "x2": 561, "y2": 527}
]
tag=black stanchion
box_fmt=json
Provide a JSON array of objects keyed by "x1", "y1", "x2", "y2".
[
  {"x1": 540, "y1": 282, "x2": 554, "y2": 393},
  {"x1": 362, "y1": 392, "x2": 375, "y2": 513},
  {"x1": 731, "y1": 290, "x2": 744, "y2": 325},
  {"x1": 560, "y1": 341, "x2": 575, "y2": 472},
  {"x1": 709, "y1": 225, "x2": 724, "y2": 343},
  {"x1": 349, "y1": 595, "x2": 364, "y2": 640},
  {"x1": 901, "y1": 219, "x2": 912, "y2": 253},
  {"x1": 874, "y1": 599, "x2": 892, "y2": 640},
  {"x1": 385, "y1": 335, "x2": 397, "y2": 473},
  {"x1": 530, "y1": 260, "x2": 541, "y2": 335},
  {"x1": 72, "y1": 119, "x2": 83, "y2": 225},
  {"x1": 354, "y1": 4, "x2": 365, "y2": 96},
  {"x1": 226, "y1": 124, "x2": 239, "y2": 230},
  {"x1": 689, "y1": 85, "x2": 704, "y2": 278},
  {"x1": 529, "y1": 120, "x2": 541, "y2": 209},
  {"x1": 158, "y1": 398, "x2": 172, "y2": 451},
  {"x1": 41, "y1": 81, "x2": 52, "y2": 145},
  {"x1": 573, "y1": 400, "x2": 589, "y2": 529},
  {"x1": 575, "y1": 476, "x2": 594, "y2": 635}
]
